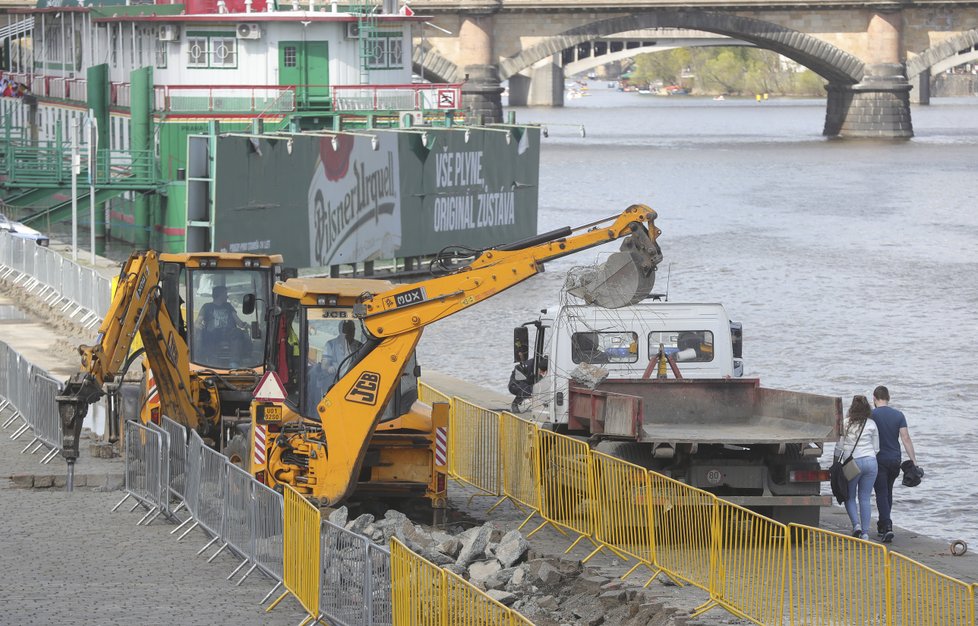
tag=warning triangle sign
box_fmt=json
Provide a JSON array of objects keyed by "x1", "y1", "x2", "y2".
[{"x1": 254, "y1": 371, "x2": 288, "y2": 402}]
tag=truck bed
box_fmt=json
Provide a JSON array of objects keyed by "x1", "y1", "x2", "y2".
[{"x1": 568, "y1": 378, "x2": 841, "y2": 445}]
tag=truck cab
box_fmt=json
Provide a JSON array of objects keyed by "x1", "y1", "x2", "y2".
[{"x1": 519, "y1": 302, "x2": 744, "y2": 422}]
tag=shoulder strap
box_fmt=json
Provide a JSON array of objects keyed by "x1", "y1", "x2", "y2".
[{"x1": 843, "y1": 421, "x2": 866, "y2": 462}]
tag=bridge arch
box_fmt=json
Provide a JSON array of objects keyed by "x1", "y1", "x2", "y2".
[
  {"x1": 906, "y1": 29, "x2": 978, "y2": 78},
  {"x1": 498, "y1": 10, "x2": 866, "y2": 84},
  {"x1": 412, "y1": 45, "x2": 460, "y2": 84}
]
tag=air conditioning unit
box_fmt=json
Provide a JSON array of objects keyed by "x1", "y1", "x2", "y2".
[
  {"x1": 158, "y1": 25, "x2": 179, "y2": 42},
  {"x1": 399, "y1": 111, "x2": 424, "y2": 127},
  {"x1": 236, "y1": 23, "x2": 261, "y2": 40},
  {"x1": 346, "y1": 22, "x2": 361, "y2": 39}
]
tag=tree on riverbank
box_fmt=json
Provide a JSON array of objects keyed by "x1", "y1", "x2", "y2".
[{"x1": 628, "y1": 47, "x2": 825, "y2": 96}]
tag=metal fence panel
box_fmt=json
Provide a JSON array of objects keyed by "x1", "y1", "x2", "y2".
[
  {"x1": 499, "y1": 411, "x2": 540, "y2": 518},
  {"x1": 448, "y1": 397, "x2": 500, "y2": 497},
  {"x1": 391, "y1": 538, "x2": 444, "y2": 626},
  {"x1": 280, "y1": 485, "x2": 322, "y2": 620},
  {"x1": 588, "y1": 451, "x2": 655, "y2": 576},
  {"x1": 183, "y1": 431, "x2": 205, "y2": 521},
  {"x1": 709, "y1": 501, "x2": 787, "y2": 625},
  {"x1": 197, "y1": 445, "x2": 228, "y2": 538},
  {"x1": 160, "y1": 416, "x2": 188, "y2": 502},
  {"x1": 444, "y1": 569, "x2": 512, "y2": 625},
  {"x1": 368, "y1": 543, "x2": 392, "y2": 626},
  {"x1": 321, "y1": 520, "x2": 370, "y2": 625},
  {"x1": 646, "y1": 472, "x2": 715, "y2": 591},
  {"x1": 788, "y1": 524, "x2": 888, "y2": 625},
  {"x1": 29, "y1": 371, "x2": 63, "y2": 456},
  {"x1": 253, "y1": 481, "x2": 285, "y2": 582},
  {"x1": 223, "y1": 462, "x2": 254, "y2": 561},
  {"x1": 418, "y1": 381, "x2": 452, "y2": 406},
  {"x1": 119, "y1": 421, "x2": 165, "y2": 518},
  {"x1": 889, "y1": 552, "x2": 975, "y2": 625},
  {"x1": 530, "y1": 430, "x2": 594, "y2": 550}
]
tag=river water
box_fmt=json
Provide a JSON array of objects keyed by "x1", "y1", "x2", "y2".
[{"x1": 416, "y1": 85, "x2": 978, "y2": 549}]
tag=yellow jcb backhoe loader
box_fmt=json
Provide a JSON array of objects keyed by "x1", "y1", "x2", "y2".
[
  {"x1": 56, "y1": 251, "x2": 286, "y2": 472},
  {"x1": 248, "y1": 205, "x2": 663, "y2": 506}
]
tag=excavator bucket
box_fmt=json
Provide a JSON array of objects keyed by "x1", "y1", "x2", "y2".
[{"x1": 564, "y1": 222, "x2": 663, "y2": 308}]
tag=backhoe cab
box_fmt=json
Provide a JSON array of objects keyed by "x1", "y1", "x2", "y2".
[
  {"x1": 249, "y1": 205, "x2": 662, "y2": 507},
  {"x1": 251, "y1": 278, "x2": 445, "y2": 506}
]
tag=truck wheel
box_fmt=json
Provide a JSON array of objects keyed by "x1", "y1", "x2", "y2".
[{"x1": 224, "y1": 431, "x2": 250, "y2": 468}]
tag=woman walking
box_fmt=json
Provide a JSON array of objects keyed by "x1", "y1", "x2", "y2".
[{"x1": 840, "y1": 395, "x2": 879, "y2": 540}]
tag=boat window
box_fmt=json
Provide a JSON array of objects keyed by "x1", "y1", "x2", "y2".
[
  {"x1": 187, "y1": 37, "x2": 208, "y2": 68},
  {"x1": 211, "y1": 38, "x2": 237, "y2": 68},
  {"x1": 648, "y1": 330, "x2": 715, "y2": 363},
  {"x1": 283, "y1": 46, "x2": 297, "y2": 68},
  {"x1": 571, "y1": 331, "x2": 637, "y2": 364},
  {"x1": 365, "y1": 33, "x2": 404, "y2": 70}
]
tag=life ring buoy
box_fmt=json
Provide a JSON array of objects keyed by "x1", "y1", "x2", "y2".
[{"x1": 950, "y1": 539, "x2": 968, "y2": 556}]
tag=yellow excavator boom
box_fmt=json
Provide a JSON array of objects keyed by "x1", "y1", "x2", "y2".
[
  {"x1": 297, "y1": 204, "x2": 662, "y2": 504},
  {"x1": 57, "y1": 251, "x2": 199, "y2": 465}
]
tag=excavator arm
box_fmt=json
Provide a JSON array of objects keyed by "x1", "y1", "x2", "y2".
[
  {"x1": 57, "y1": 251, "x2": 201, "y2": 465},
  {"x1": 304, "y1": 204, "x2": 662, "y2": 504}
]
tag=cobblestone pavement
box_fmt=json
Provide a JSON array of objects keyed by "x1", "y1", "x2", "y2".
[{"x1": 0, "y1": 413, "x2": 306, "y2": 625}]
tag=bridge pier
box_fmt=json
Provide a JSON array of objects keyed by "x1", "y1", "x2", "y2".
[
  {"x1": 909, "y1": 68, "x2": 930, "y2": 105},
  {"x1": 824, "y1": 65, "x2": 913, "y2": 138},
  {"x1": 458, "y1": 16, "x2": 503, "y2": 122},
  {"x1": 824, "y1": 12, "x2": 913, "y2": 138},
  {"x1": 506, "y1": 58, "x2": 565, "y2": 107}
]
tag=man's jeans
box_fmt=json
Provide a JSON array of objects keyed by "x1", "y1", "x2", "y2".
[{"x1": 874, "y1": 456, "x2": 901, "y2": 533}]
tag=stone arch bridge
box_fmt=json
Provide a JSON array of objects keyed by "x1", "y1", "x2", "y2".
[{"x1": 408, "y1": 0, "x2": 978, "y2": 138}]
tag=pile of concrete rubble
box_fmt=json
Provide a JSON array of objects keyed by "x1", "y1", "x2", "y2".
[{"x1": 326, "y1": 507, "x2": 715, "y2": 626}]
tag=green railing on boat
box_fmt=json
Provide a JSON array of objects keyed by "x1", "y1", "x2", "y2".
[{"x1": 1, "y1": 143, "x2": 160, "y2": 189}]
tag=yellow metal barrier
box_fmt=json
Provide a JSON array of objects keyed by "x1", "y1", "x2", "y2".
[
  {"x1": 491, "y1": 411, "x2": 542, "y2": 528},
  {"x1": 267, "y1": 485, "x2": 322, "y2": 624},
  {"x1": 419, "y1": 380, "x2": 453, "y2": 406},
  {"x1": 788, "y1": 524, "x2": 888, "y2": 625},
  {"x1": 889, "y1": 551, "x2": 975, "y2": 625},
  {"x1": 392, "y1": 538, "x2": 446, "y2": 625},
  {"x1": 445, "y1": 569, "x2": 514, "y2": 624},
  {"x1": 392, "y1": 538, "x2": 535, "y2": 626},
  {"x1": 449, "y1": 397, "x2": 501, "y2": 498},
  {"x1": 528, "y1": 430, "x2": 594, "y2": 552},
  {"x1": 695, "y1": 501, "x2": 787, "y2": 625},
  {"x1": 585, "y1": 451, "x2": 655, "y2": 578},
  {"x1": 645, "y1": 472, "x2": 715, "y2": 590}
]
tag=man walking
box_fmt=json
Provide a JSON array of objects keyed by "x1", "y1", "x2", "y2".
[{"x1": 871, "y1": 385, "x2": 917, "y2": 543}]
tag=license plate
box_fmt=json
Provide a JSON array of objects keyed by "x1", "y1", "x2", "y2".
[{"x1": 263, "y1": 405, "x2": 282, "y2": 422}]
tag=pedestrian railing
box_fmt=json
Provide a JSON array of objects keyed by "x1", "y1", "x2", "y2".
[
  {"x1": 112, "y1": 420, "x2": 169, "y2": 525},
  {"x1": 0, "y1": 339, "x2": 64, "y2": 464},
  {"x1": 0, "y1": 230, "x2": 112, "y2": 330},
  {"x1": 437, "y1": 393, "x2": 977, "y2": 626},
  {"x1": 111, "y1": 414, "x2": 529, "y2": 625}
]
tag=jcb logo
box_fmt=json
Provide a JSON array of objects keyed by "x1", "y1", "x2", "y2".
[{"x1": 345, "y1": 371, "x2": 381, "y2": 405}]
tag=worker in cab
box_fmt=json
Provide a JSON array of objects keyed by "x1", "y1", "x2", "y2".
[
  {"x1": 509, "y1": 353, "x2": 548, "y2": 413},
  {"x1": 323, "y1": 319, "x2": 364, "y2": 380},
  {"x1": 195, "y1": 285, "x2": 248, "y2": 364}
]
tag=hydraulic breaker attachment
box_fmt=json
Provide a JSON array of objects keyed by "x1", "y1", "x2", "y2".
[
  {"x1": 56, "y1": 373, "x2": 104, "y2": 462},
  {"x1": 564, "y1": 220, "x2": 663, "y2": 308}
]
